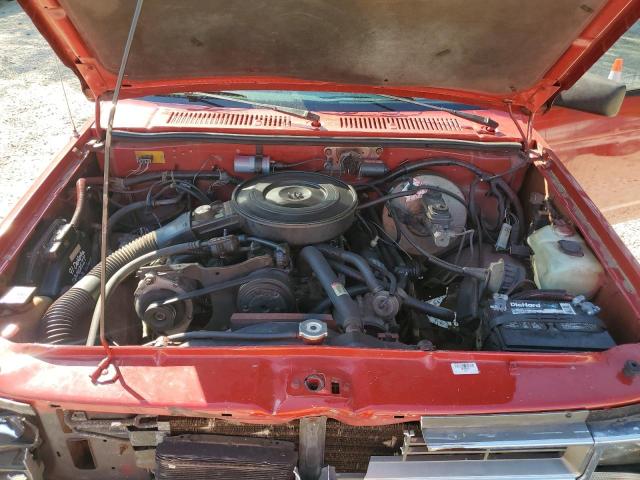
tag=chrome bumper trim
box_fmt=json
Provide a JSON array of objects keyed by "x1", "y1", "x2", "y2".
[
  {"x1": 365, "y1": 457, "x2": 579, "y2": 480},
  {"x1": 420, "y1": 411, "x2": 592, "y2": 451},
  {"x1": 361, "y1": 411, "x2": 640, "y2": 480}
]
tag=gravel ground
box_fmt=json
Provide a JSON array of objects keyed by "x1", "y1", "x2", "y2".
[
  {"x1": 0, "y1": 1, "x2": 638, "y2": 260},
  {"x1": 0, "y1": 1, "x2": 92, "y2": 220},
  {"x1": 612, "y1": 218, "x2": 640, "y2": 260}
]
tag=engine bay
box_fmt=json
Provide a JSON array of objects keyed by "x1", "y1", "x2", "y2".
[{"x1": 0, "y1": 145, "x2": 617, "y2": 352}]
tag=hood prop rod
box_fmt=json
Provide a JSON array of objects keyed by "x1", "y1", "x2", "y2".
[
  {"x1": 505, "y1": 100, "x2": 535, "y2": 152},
  {"x1": 91, "y1": 0, "x2": 145, "y2": 383}
]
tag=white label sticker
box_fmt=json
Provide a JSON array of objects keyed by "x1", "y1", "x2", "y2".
[
  {"x1": 427, "y1": 295, "x2": 446, "y2": 307},
  {"x1": 0, "y1": 286, "x2": 36, "y2": 306},
  {"x1": 560, "y1": 303, "x2": 576, "y2": 315},
  {"x1": 426, "y1": 295, "x2": 453, "y2": 329},
  {"x1": 451, "y1": 362, "x2": 479, "y2": 375},
  {"x1": 68, "y1": 246, "x2": 88, "y2": 282},
  {"x1": 68, "y1": 243, "x2": 81, "y2": 262},
  {"x1": 429, "y1": 317, "x2": 451, "y2": 329},
  {"x1": 331, "y1": 282, "x2": 348, "y2": 296}
]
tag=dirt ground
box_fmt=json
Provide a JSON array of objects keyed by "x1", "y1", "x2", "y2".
[
  {"x1": 0, "y1": 1, "x2": 92, "y2": 219},
  {"x1": 0, "y1": 1, "x2": 638, "y2": 260}
]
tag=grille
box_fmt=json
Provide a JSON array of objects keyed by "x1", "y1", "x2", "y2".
[
  {"x1": 156, "y1": 434, "x2": 297, "y2": 480},
  {"x1": 338, "y1": 115, "x2": 461, "y2": 132},
  {"x1": 324, "y1": 421, "x2": 406, "y2": 472},
  {"x1": 166, "y1": 417, "x2": 413, "y2": 473},
  {"x1": 164, "y1": 110, "x2": 293, "y2": 128}
]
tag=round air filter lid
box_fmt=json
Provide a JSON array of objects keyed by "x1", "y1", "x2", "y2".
[{"x1": 231, "y1": 172, "x2": 358, "y2": 244}]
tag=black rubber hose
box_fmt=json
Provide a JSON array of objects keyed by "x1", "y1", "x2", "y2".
[
  {"x1": 395, "y1": 220, "x2": 487, "y2": 281},
  {"x1": 144, "y1": 330, "x2": 298, "y2": 346},
  {"x1": 106, "y1": 200, "x2": 149, "y2": 231},
  {"x1": 140, "y1": 275, "x2": 249, "y2": 306},
  {"x1": 368, "y1": 158, "x2": 526, "y2": 242},
  {"x1": 240, "y1": 235, "x2": 287, "y2": 253},
  {"x1": 311, "y1": 285, "x2": 370, "y2": 313},
  {"x1": 396, "y1": 290, "x2": 457, "y2": 322},
  {"x1": 328, "y1": 260, "x2": 367, "y2": 283},
  {"x1": 326, "y1": 260, "x2": 456, "y2": 321},
  {"x1": 300, "y1": 246, "x2": 363, "y2": 333},
  {"x1": 121, "y1": 171, "x2": 224, "y2": 187},
  {"x1": 369, "y1": 158, "x2": 490, "y2": 187},
  {"x1": 107, "y1": 196, "x2": 183, "y2": 232},
  {"x1": 315, "y1": 245, "x2": 384, "y2": 294},
  {"x1": 357, "y1": 185, "x2": 468, "y2": 211},
  {"x1": 40, "y1": 231, "x2": 160, "y2": 344},
  {"x1": 385, "y1": 244, "x2": 412, "y2": 289},
  {"x1": 377, "y1": 243, "x2": 395, "y2": 272},
  {"x1": 367, "y1": 258, "x2": 398, "y2": 294}
]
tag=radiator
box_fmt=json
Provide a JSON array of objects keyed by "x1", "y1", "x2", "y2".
[
  {"x1": 166, "y1": 417, "x2": 413, "y2": 473},
  {"x1": 155, "y1": 434, "x2": 297, "y2": 480}
]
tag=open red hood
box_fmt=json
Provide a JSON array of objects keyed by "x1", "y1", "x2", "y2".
[{"x1": 18, "y1": 0, "x2": 640, "y2": 112}]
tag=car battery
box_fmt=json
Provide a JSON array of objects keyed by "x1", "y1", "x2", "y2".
[{"x1": 479, "y1": 294, "x2": 615, "y2": 352}]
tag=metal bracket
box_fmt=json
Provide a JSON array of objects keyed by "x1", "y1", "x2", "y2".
[
  {"x1": 299, "y1": 416, "x2": 327, "y2": 480},
  {"x1": 0, "y1": 414, "x2": 43, "y2": 480}
]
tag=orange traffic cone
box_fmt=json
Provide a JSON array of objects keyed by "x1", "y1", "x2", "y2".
[{"x1": 608, "y1": 58, "x2": 624, "y2": 82}]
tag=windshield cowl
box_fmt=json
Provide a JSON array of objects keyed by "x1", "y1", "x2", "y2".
[
  {"x1": 99, "y1": 97, "x2": 525, "y2": 144},
  {"x1": 162, "y1": 91, "x2": 499, "y2": 131}
]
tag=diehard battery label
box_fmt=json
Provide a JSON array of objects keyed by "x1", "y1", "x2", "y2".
[{"x1": 509, "y1": 301, "x2": 576, "y2": 315}]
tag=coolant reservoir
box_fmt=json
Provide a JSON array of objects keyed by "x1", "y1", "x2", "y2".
[{"x1": 527, "y1": 225, "x2": 604, "y2": 298}]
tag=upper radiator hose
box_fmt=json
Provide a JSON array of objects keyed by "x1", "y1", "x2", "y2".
[{"x1": 300, "y1": 246, "x2": 363, "y2": 333}]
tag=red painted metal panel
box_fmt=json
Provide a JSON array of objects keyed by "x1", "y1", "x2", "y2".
[
  {"x1": 15, "y1": 0, "x2": 640, "y2": 111},
  {"x1": 1, "y1": 340, "x2": 640, "y2": 425},
  {"x1": 535, "y1": 95, "x2": 640, "y2": 224},
  {"x1": 0, "y1": 109, "x2": 638, "y2": 423}
]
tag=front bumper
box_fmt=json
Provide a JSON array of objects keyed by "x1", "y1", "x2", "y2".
[
  {"x1": 360, "y1": 409, "x2": 640, "y2": 480},
  {"x1": 4, "y1": 401, "x2": 640, "y2": 480}
]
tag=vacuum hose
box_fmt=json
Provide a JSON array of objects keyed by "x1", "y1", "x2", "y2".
[{"x1": 40, "y1": 232, "x2": 159, "y2": 344}]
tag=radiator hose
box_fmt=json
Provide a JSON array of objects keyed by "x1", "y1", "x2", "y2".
[
  {"x1": 40, "y1": 232, "x2": 160, "y2": 344},
  {"x1": 300, "y1": 246, "x2": 363, "y2": 333}
]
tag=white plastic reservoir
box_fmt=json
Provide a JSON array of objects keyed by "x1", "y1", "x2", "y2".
[{"x1": 527, "y1": 225, "x2": 604, "y2": 298}]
